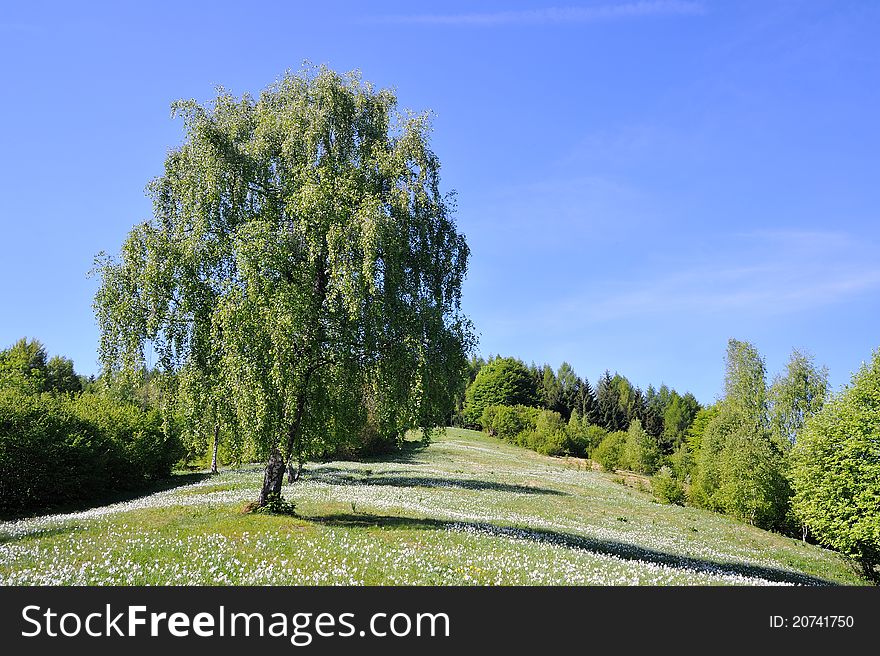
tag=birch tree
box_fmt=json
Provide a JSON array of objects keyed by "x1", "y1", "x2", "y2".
[{"x1": 95, "y1": 66, "x2": 474, "y2": 505}]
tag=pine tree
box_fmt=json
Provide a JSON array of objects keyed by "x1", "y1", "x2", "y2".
[{"x1": 578, "y1": 376, "x2": 600, "y2": 425}]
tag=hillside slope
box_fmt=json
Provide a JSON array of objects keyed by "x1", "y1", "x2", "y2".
[{"x1": 0, "y1": 428, "x2": 863, "y2": 585}]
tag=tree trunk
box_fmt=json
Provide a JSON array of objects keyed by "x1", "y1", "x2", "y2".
[
  {"x1": 258, "y1": 392, "x2": 308, "y2": 506},
  {"x1": 259, "y1": 447, "x2": 286, "y2": 506},
  {"x1": 210, "y1": 422, "x2": 220, "y2": 475},
  {"x1": 258, "y1": 248, "x2": 326, "y2": 506},
  {"x1": 286, "y1": 461, "x2": 303, "y2": 483}
]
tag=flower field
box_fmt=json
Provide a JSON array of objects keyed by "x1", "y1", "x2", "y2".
[{"x1": 0, "y1": 428, "x2": 863, "y2": 585}]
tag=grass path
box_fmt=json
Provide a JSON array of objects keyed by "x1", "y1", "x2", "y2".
[{"x1": 0, "y1": 428, "x2": 864, "y2": 585}]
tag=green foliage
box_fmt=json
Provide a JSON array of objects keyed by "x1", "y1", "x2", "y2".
[
  {"x1": 723, "y1": 338, "x2": 768, "y2": 427},
  {"x1": 1, "y1": 339, "x2": 86, "y2": 397},
  {"x1": 526, "y1": 409, "x2": 568, "y2": 456},
  {"x1": 668, "y1": 442, "x2": 695, "y2": 482},
  {"x1": 643, "y1": 384, "x2": 668, "y2": 438},
  {"x1": 769, "y1": 349, "x2": 828, "y2": 451},
  {"x1": 554, "y1": 362, "x2": 581, "y2": 420},
  {"x1": 577, "y1": 377, "x2": 600, "y2": 425},
  {"x1": 581, "y1": 422, "x2": 609, "y2": 456},
  {"x1": 597, "y1": 371, "x2": 627, "y2": 432},
  {"x1": 623, "y1": 418, "x2": 662, "y2": 474},
  {"x1": 790, "y1": 349, "x2": 880, "y2": 583},
  {"x1": 481, "y1": 404, "x2": 597, "y2": 458},
  {"x1": 592, "y1": 430, "x2": 627, "y2": 472},
  {"x1": 464, "y1": 357, "x2": 537, "y2": 426},
  {"x1": 652, "y1": 466, "x2": 686, "y2": 505},
  {"x1": 451, "y1": 355, "x2": 487, "y2": 426},
  {"x1": 481, "y1": 404, "x2": 537, "y2": 440},
  {"x1": 688, "y1": 341, "x2": 792, "y2": 530},
  {"x1": 561, "y1": 411, "x2": 607, "y2": 457},
  {"x1": 0, "y1": 388, "x2": 182, "y2": 512},
  {"x1": 46, "y1": 356, "x2": 82, "y2": 394},
  {"x1": 661, "y1": 391, "x2": 700, "y2": 451},
  {"x1": 0, "y1": 338, "x2": 48, "y2": 394},
  {"x1": 685, "y1": 404, "x2": 719, "y2": 455},
  {"x1": 94, "y1": 66, "x2": 474, "y2": 497},
  {"x1": 690, "y1": 406, "x2": 789, "y2": 529},
  {"x1": 253, "y1": 493, "x2": 297, "y2": 516}
]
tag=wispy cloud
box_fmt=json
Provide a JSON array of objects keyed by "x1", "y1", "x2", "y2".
[
  {"x1": 547, "y1": 229, "x2": 880, "y2": 324},
  {"x1": 373, "y1": 1, "x2": 704, "y2": 26}
]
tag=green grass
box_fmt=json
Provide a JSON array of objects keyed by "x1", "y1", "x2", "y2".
[{"x1": 0, "y1": 428, "x2": 865, "y2": 585}]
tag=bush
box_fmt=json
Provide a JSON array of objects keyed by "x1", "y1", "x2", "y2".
[
  {"x1": 253, "y1": 492, "x2": 296, "y2": 516},
  {"x1": 562, "y1": 414, "x2": 607, "y2": 457},
  {"x1": 520, "y1": 410, "x2": 566, "y2": 456},
  {"x1": 790, "y1": 350, "x2": 880, "y2": 583},
  {"x1": 480, "y1": 405, "x2": 500, "y2": 435},
  {"x1": 623, "y1": 418, "x2": 661, "y2": 474},
  {"x1": 652, "y1": 466, "x2": 685, "y2": 505},
  {"x1": 481, "y1": 404, "x2": 538, "y2": 441},
  {"x1": 0, "y1": 389, "x2": 182, "y2": 512},
  {"x1": 463, "y1": 358, "x2": 538, "y2": 427},
  {"x1": 591, "y1": 431, "x2": 627, "y2": 472},
  {"x1": 668, "y1": 442, "x2": 695, "y2": 482}
]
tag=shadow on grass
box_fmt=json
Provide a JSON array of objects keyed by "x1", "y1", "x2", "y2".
[
  {"x1": 305, "y1": 512, "x2": 835, "y2": 586},
  {"x1": 0, "y1": 472, "x2": 213, "y2": 525},
  {"x1": 364, "y1": 438, "x2": 430, "y2": 465},
  {"x1": 308, "y1": 470, "x2": 565, "y2": 496}
]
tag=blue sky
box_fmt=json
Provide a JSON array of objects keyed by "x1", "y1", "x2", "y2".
[{"x1": 1, "y1": 1, "x2": 878, "y2": 404}]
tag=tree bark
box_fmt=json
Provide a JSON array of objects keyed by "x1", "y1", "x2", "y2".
[
  {"x1": 286, "y1": 461, "x2": 303, "y2": 483},
  {"x1": 259, "y1": 447, "x2": 286, "y2": 506},
  {"x1": 210, "y1": 422, "x2": 220, "y2": 475},
  {"x1": 258, "y1": 391, "x2": 308, "y2": 506}
]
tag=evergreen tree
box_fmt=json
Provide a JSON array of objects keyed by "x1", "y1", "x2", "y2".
[
  {"x1": 578, "y1": 376, "x2": 600, "y2": 425},
  {"x1": 597, "y1": 370, "x2": 626, "y2": 431},
  {"x1": 540, "y1": 364, "x2": 561, "y2": 413},
  {"x1": 555, "y1": 361, "x2": 580, "y2": 420}
]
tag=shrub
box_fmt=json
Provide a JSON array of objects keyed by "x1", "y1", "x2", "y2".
[
  {"x1": 591, "y1": 431, "x2": 627, "y2": 472},
  {"x1": 481, "y1": 404, "x2": 538, "y2": 442},
  {"x1": 582, "y1": 424, "x2": 609, "y2": 455},
  {"x1": 494, "y1": 405, "x2": 536, "y2": 440},
  {"x1": 623, "y1": 418, "x2": 661, "y2": 474},
  {"x1": 652, "y1": 466, "x2": 685, "y2": 505},
  {"x1": 562, "y1": 414, "x2": 607, "y2": 457},
  {"x1": 463, "y1": 358, "x2": 538, "y2": 427},
  {"x1": 0, "y1": 388, "x2": 182, "y2": 512},
  {"x1": 525, "y1": 409, "x2": 567, "y2": 456},
  {"x1": 480, "y1": 405, "x2": 500, "y2": 435},
  {"x1": 668, "y1": 442, "x2": 695, "y2": 482},
  {"x1": 790, "y1": 350, "x2": 880, "y2": 583},
  {"x1": 253, "y1": 493, "x2": 296, "y2": 516}
]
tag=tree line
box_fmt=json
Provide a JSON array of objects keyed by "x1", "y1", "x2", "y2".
[
  {"x1": 460, "y1": 340, "x2": 880, "y2": 583},
  {"x1": 458, "y1": 355, "x2": 700, "y2": 457}
]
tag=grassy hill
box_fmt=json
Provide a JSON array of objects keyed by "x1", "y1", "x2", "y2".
[{"x1": 0, "y1": 428, "x2": 864, "y2": 585}]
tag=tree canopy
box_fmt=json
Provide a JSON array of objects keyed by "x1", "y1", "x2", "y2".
[
  {"x1": 94, "y1": 66, "x2": 474, "y2": 505},
  {"x1": 790, "y1": 349, "x2": 880, "y2": 582},
  {"x1": 464, "y1": 357, "x2": 537, "y2": 426}
]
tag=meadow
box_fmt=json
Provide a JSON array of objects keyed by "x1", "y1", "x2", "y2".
[{"x1": 0, "y1": 428, "x2": 863, "y2": 586}]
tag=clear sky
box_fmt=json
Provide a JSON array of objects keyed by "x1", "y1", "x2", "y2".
[{"x1": 1, "y1": 1, "x2": 878, "y2": 404}]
